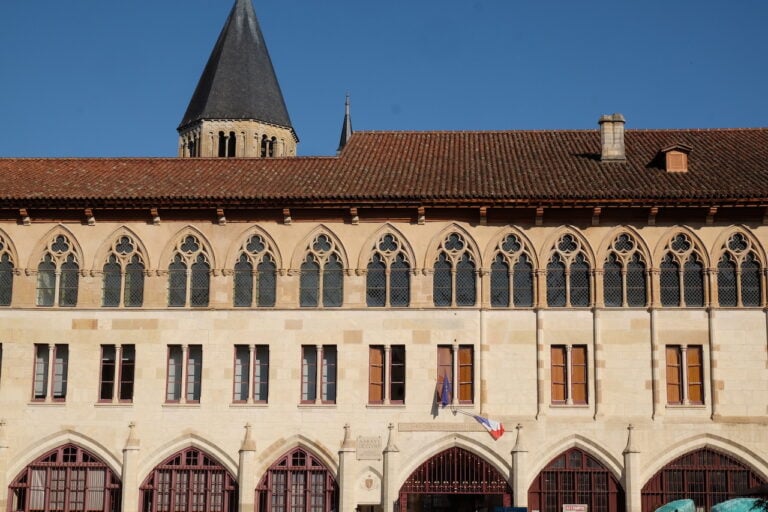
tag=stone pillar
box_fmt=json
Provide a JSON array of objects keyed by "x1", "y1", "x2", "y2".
[
  {"x1": 239, "y1": 423, "x2": 257, "y2": 512},
  {"x1": 382, "y1": 423, "x2": 400, "y2": 512},
  {"x1": 0, "y1": 420, "x2": 9, "y2": 511},
  {"x1": 338, "y1": 424, "x2": 356, "y2": 512},
  {"x1": 121, "y1": 422, "x2": 141, "y2": 512},
  {"x1": 623, "y1": 425, "x2": 641, "y2": 512},
  {"x1": 511, "y1": 424, "x2": 528, "y2": 508}
]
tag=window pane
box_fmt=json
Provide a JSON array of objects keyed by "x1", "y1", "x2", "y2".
[
  {"x1": 300, "y1": 259, "x2": 319, "y2": 307},
  {"x1": 59, "y1": 257, "x2": 79, "y2": 307},
  {"x1": 168, "y1": 259, "x2": 187, "y2": 307},
  {"x1": 125, "y1": 258, "x2": 145, "y2": 307},
  {"x1": 570, "y1": 256, "x2": 590, "y2": 307},
  {"x1": 53, "y1": 345, "x2": 68, "y2": 399},
  {"x1": 302, "y1": 347, "x2": 317, "y2": 401},
  {"x1": 740, "y1": 254, "x2": 761, "y2": 307},
  {"x1": 366, "y1": 256, "x2": 386, "y2": 307},
  {"x1": 187, "y1": 345, "x2": 203, "y2": 401},
  {"x1": 390, "y1": 346, "x2": 406, "y2": 403},
  {"x1": 0, "y1": 253, "x2": 13, "y2": 306},
  {"x1": 257, "y1": 258, "x2": 277, "y2": 307},
  {"x1": 660, "y1": 257, "x2": 680, "y2": 307},
  {"x1": 322, "y1": 255, "x2": 343, "y2": 307},
  {"x1": 233, "y1": 258, "x2": 253, "y2": 307},
  {"x1": 322, "y1": 346, "x2": 337, "y2": 403},
  {"x1": 547, "y1": 257, "x2": 566, "y2": 307},
  {"x1": 167, "y1": 346, "x2": 183, "y2": 401},
  {"x1": 683, "y1": 257, "x2": 704, "y2": 307},
  {"x1": 37, "y1": 258, "x2": 56, "y2": 306},
  {"x1": 33, "y1": 344, "x2": 49, "y2": 399},
  {"x1": 455, "y1": 254, "x2": 476, "y2": 306},
  {"x1": 233, "y1": 345, "x2": 249, "y2": 402},
  {"x1": 100, "y1": 345, "x2": 116, "y2": 401},
  {"x1": 120, "y1": 345, "x2": 136, "y2": 401},
  {"x1": 513, "y1": 255, "x2": 534, "y2": 307},
  {"x1": 490, "y1": 256, "x2": 510, "y2": 308},
  {"x1": 102, "y1": 259, "x2": 122, "y2": 307},
  {"x1": 254, "y1": 346, "x2": 269, "y2": 402},
  {"x1": 666, "y1": 347, "x2": 682, "y2": 404},
  {"x1": 390, "y1": 256, "x2": 410, "y2": 307},
  {"x1": 626, "y1": 256, "x2": 647, "y2": 307},
  {"x1": 603, "y1": 257, "x2": 622, "y2": 307},
  {"x1": 717, "y1": 255, "x2": 737, "y2": 307},
  {"x1": 433, "y1": 253, "x2": 452, "y2": 306},
  {"x1": 190, "y1": 258, "x2": 210, "y2": 307}
]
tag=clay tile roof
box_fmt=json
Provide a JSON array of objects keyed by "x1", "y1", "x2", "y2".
[{"x1": 0, "y1": 128, "x2": 767, "y2": 208}]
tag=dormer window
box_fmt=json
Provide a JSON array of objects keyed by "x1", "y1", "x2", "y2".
[{"x1": 661, "y1": 144, "x2": 692, "y2": 173}]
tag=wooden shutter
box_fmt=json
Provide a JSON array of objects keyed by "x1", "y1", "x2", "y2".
[
  {"x1": 551, "y1": 346, "x2": 566, "y2": 403},
  {"x1": 458, "y1": 346, "x2": 474, "y2": 403},
  {"x1": 666, "y1": 346, "x2": 682, "y2": 404},
  {"x1": 368, "y1": 346, "x2": 384, "y2": 404},
  {"x1": 686, "y1": 346, "x2": 703, "y2": 404},
  {"x1": 571, "y1": 345, "x2": 588, "y2": 404},
  {"x1": 436, "y1": 346, "x2": 452, "y2": 403}
]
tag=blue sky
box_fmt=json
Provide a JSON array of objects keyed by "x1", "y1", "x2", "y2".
[{"x1": 0, "y1": 1, "x2": 766, "y2": 157}]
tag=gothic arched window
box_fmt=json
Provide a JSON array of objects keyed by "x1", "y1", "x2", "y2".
[
  {"x1": 366, "y1": 233, "x2": 411, "y2": 307},
  {"x1": 9, "y1": 444, "x2": 121, "y2": 512},
  {"x1": 490, "y1": 233, "x2": 534, "y2": 307},
  {"x1": 0, "y1": 235, "x2": 14, "y2": 306},
  {"x1": 300, "y1": 234, "x2": 343, "y2": 307},
  {"x1": 102, "y1": 235, "x2": 145, "y2": 307},
  {"x1": 256, "y1": 447, "x2": 338, "y2": 512},
  {"x1": 167, "y1": 235, "x2": 211, "y2": 307},
  {"x1": 717, "y1": 232, "x2": 762, "y2": 307},
  {"x1": 233, "y1": 234, "x2": 277, "y2": 307},
  {"x1": 140, "y1": 447, "x2": 237, "y2": 512},
  {"x1": 433, "y1": 232, "x2": 476, "y2": 307},
  {"x1": 547, "y1": 233, "x2": 591, "y2": 307},
  {"x1": 36, "y1": 234, "x2": 79, "y2": 307},
  {"x1": 660, "y1": 233, "x2": 705, "y2": 307},
  {"x1": 603, "y1": 233, "x2": 647, "y2": 307}
]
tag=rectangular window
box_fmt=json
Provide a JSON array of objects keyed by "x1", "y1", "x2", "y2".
[
  {"x1": 666, "y1": 345, "x2": 703, "y2": 405},
  {"x1": 33, "y1": 344, "x2": 68, "y2": 401},
  {"x1": 99, "y1": 345, "x2": 135, "y2": 402},
  {"x1": 166, "y1": 345, "x2": 202, "y2": 403},
  {"x1": 301, "y1": 345, "x2": 337, "y2": 404},
  {"x1": 368, "y1": 345, "x2": 406, "y2": 405},
  {"x1": 551, "y1": 345, "x2": 588, "y2": 405},
  {"x1": 436, "y1": 345, "x2": 474, "y2": 405},
  {"x1": 233, "y1": 345, "x2": 269, "y2": 403}
]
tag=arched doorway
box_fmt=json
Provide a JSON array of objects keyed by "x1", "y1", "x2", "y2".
[
  {"x1": 8, "y1": 443, "x2": 121, "y2": 512},
  {"x1": 256, "y1": 447, "x2": 338, "y2": 512},
  {"x1": 139, "y1": 446, "x2": 237, "y2": 512},
  {"x1": 641, "y1": 447, "x2": 767, "y2": 512},
  {"x1": 528, "y1": 447, "x2": 624, "y2": 512},
  {"x1": 397, "y1": 447, "x2": 512, "y2": 512}
]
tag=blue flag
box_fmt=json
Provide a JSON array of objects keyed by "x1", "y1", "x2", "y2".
[{"x1": 440, "y1": 370, "x2": 451, "y2": 408}]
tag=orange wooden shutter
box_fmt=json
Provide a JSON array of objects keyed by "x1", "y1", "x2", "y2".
[
  {"x1": 437, "y1": 346, "x2": 453, "y2": 402},
  {"x1": 571, "y1": 346, "x2": 588, "y2": 404},
  {"x1": 551, "y1": 346, "x2": 566, "y2": 403},
  {"x1": 666, "y1": 346, "x2": 682, "y2": 404},
  {"x1": 686, "y1": 346, "x2": 703, "y2": 404},
  {"x1": 458, "y1": 346, "x2": 474, "y2": 403},
  {"x1": 369, "y1": 346, "x2": 384, "y2": 404}
]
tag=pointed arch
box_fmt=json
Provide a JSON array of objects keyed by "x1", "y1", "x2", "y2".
[
  {"x1": 289, "y1": 225, "x2": 349, "y2": 271},
  {"x1": 527, "y1": 434, "x2": 624, "y2": 486},
  {"x1": 7, "y1": 430, "x2": 122, "y2": 480},
  {"x1": 158, "y1": 225, "x2": 217, "y2": 269},
  {"x1": 654, "y1": 226, "x2": 710, "y2": 308},
  {"x1": 541, "y1": 226, "x2": 596, "y2": 308},
  {"x1": 423, "y1": 224, "x2": 482, "y2": 270},
  {"x1": 255, "y1": 435, "x2": 339, "y2": 477},
  {"x1": 651, "y1": 226, "x2": 710, "y2": 268},
  {"x1": 91, "y1": 226, "x2": 151, "y2": 270},
  {"x1": 356, "y1": 224, "x2": 417, "y2": 270},
  {"x1": 359, "y1": 224, "x2": 416, "y2": 308},
  {"x1": 483, "y1": 226, "x2": 539, "y2": 269},
  {"x1": 597, "y1": 226, "x2": 652, "y2": 308},
  {"x1": 426, "y1": 224, "x2": 481, "y2": 307},
  {"x1": 595, "y1": 225, "x2": 652, "y2": 266},
  {"x1": 484, "y1": 226, "x2": 538, "y2": 308},
  {"x1": 0, "y1": 228, "x2": 19, "y2": 306},
  {"x1": 0, "y1": 227, "x2": 20, "y2": 270},
  {"x1": 640, "y1": 433, "x2": 768, "y2": 484},
  {"x1": 27, "y1": 225, "x2": 85, "y2": 271},
  {"x1": 710, "y1": 226, "x2": 766, "y2": 307},
  {"x1": 225, "y1": 225, "x2": 283, "y2": 269},
  {"x1": 136, "y1": 433, "x2": 238, "y2": 479}
]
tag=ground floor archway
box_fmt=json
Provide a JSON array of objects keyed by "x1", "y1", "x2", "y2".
[
  {"x1": 256, "y1": 447, "x2": 338, "y2": 512},
  {"x1": 641, "y1": 447, "x2": 767, "y2": 512},
  {"x1": 528, "y1": 447, "x2": 624, "y2": 512},
  {"x1": 8, "y1": 443, "x2": 121, "y2": 512},
  {"x1": 397, "y1": 446, "x2": 512, "y2": 512}
]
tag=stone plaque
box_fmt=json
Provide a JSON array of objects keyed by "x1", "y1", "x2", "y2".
[{"x1": 356, "y1": 436, "x2": 382, "y2": 460}]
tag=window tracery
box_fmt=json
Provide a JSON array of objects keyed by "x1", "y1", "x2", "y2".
[
  {"x1": 167, "y1": 234, "x2": 211, "y2": 307},
  {"x1": 367, "y1": 233, "x2": 410, "y2": 307},
  {"x1": 233, "y1": 234, "x2": 277, "y2": 307},
  {"x1": 102, "y1": 235, "x2": 145, "y2": 307},
  {"x1": 490, "y1": 233, "x2": 534, "y2": 307},
  {"x1": 299, "y1": 234, "x2": 343, "y2": 307},
  {"x1": 36, "y1": 234, "x2": 79, "y2": 307},
  {"x1": 660, "y1": 233, "x2": 705, "y2": 307},
  {"x1": 603, "y1": 232, "x2": 647, "y2": 307},
  {"x1": 547, "y1": 233, "x2": 591, "y2": 307},
  {"x1": 0, "y1": 234, "x2": 14, "y2": 306},
  {"x1": 433, "y1": 232, "x2": 476, "y2": 307},
  {"x1": 717, "y1": 232, "x2": 762, "y2": 307}
]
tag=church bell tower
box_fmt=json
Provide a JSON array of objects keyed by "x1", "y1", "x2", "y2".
[{"x1": 177, "y1": 0, "x2": 298, "y2": 158}]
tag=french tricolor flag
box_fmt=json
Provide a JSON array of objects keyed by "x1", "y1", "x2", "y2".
[{"x1": 474, "y1": 415, "x2": 505, "y2": 440}]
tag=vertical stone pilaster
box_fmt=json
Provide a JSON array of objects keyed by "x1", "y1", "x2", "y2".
[
  {"x1": 121, "y1": 422, "x2": 140, "y2": 512},
  {"x1": 0, "y1": 420, "x2": 9, "y2": 512},
  {"x1": 338, "y1": 424, "x2": 356, "y2": 512},
  {"x1": 382, "y1": 423, "x2": 400, "y2": 512},
  {"x1": 239, "y1": 423, "x2": 257, "y2": 512},
  {"x1": 511, "y1": 424, "x2": 528, "y2": 508},
  {"x1": 623, "y1": 425, "x2": 641, "y2": 512}
]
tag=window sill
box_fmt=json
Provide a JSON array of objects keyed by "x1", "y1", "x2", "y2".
[
  {"x1": 665, "y1": 404, "x2": 706, "y2": 409},
  {"x1": 28, "y1": 401, "x2": 66, "y2": 407},
  {"x1": 162, "y1": 403, "x2": 201, "y2": 409},
  {"x1": 549, "y1": 404, "x2": 590, "y2": 408},
  {"x1": 230, "y1": 403, "x2": 269, "y2": 409},
  {"x1": 366, "y1": 404, "x2": 406, "y2": 409},
  {"x1": 94, "y1": 402, "x2": 133, "y2": 408},
  {"x1": 297, "y1": 403, "x2": 337, "y2": 409}
]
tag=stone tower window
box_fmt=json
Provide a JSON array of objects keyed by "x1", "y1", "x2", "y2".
[{"x1": 36, "y1": 234, "x2": 79, "y2": 307}]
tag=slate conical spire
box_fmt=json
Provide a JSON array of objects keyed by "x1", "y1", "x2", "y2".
[
  {"x1": 337, "y1": 94, "x2": 353, "y2": 154},
  {"x1": 177, "y1": 0, "x2": 297, "y2": 158}
]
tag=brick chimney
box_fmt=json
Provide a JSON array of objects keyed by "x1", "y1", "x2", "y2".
[{"x1": 599, "y1": 113, "x2": 626, "y2": 161}]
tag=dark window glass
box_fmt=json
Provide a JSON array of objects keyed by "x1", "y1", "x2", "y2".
[
  {"x1": 433, "y1": 253, "x2": 452, "y2": 306},
  {"x1": 390, "y1": 346, "x2": 406, "y2": 403},
  {"x1": 660, "y1": 255, "x2": 680, "y2": 307},
  {"x1": 323, "y1": 254, "x2": 343, "y2": 307},
  {"x1": 603, "y1": 254, "x2": 622, "y2": 307},
  {"x1": 366, "y1": 254, "x2": 386, "y2": 307},
  {"x1": 125, "y1": 256, "x2": 144, "y2": 307},
  {"x1": 168, "y1": 256, "x2": 187, "y2": 307},
  {"x1": 683, "y1": 256, "x2": 704, "y2": 307},
  {"x1": 626, "y1": 255, "x2": 647, "y2": 307},
  {"x1": 257, "y1": 257, "x2": 277, "y2": 307},
  {"x1": 102, "y1": 255, "x2": 122, "y2": 307},
  {"x1": 37, "y1": 254, "x2": 56, "y2": 307},
  {"x1": 570, "y1": 255, "x2": 590, "y2": 307},
  {"x1": 717, "y1": 255, "x2": 737, "y2": 307},
  {"x1": 59, "y1": 255, "x2": 79, "y2": 307},
  {"x1": 190, "y1": 255, "x2": 209, "y2": 307},
  {"x1": 390, "y1": 254, "x2": 410, "y2": 307},
  {"x1": 741, "y1": 253, "x2": 761, "y2": 307},
  {"x1": 120, "y1": 345, "x2": 135, "y2": 401},
  {"x1": 0, "y1": 252, "x2": 13, "y2": 306},
  {"x1": 233, "y1": 256, "x2": 253, "y2": 307},
  {"x1": 455, "y1": 253, "x2": 476, "y2": 306},
  {"x1": 490, "y1": 254, "x2": 510, "y2": 307},
  {"x1": 513, "y1": 254, "x2": 534, "y2": 307},
  {"x1": 547, "y1": 256, "x2": 566, "y2": 307},
  {"x1": 99, "y1": 345, "x2": 116, "y2": 401},
  {"x1": 300, "y1": 257, "x2": 320, "y2": 307}
]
